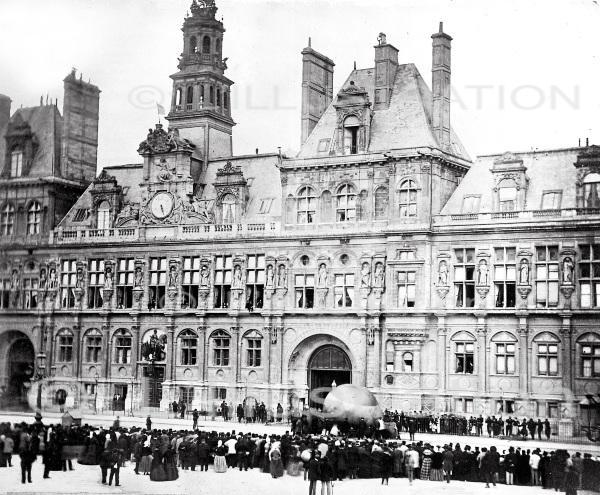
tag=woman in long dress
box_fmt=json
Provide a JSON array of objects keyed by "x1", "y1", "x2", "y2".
[
  {"x1": 139, "y1": 445, "x2": 153, "y2": 475},
  {"x1": 269, "y1": 447, "x2": 284, "y2": 478},
  {"x1": 214, "y1": 441, "x2": 227, "y2": 473},
  {"x1": 429, "y1": 447, "x2": 444, "y2": 481},
  {"x1": 286, "y1": 445, "x2": 302, "y2": 476},
  {"x1": 150, "y1": 448, "x2": 167, "y2": 481},
  {"x1": 164, "y1": 446, "x2": 179, "y2": 481},
  {"x1": 420, "y1": 448, "x2": 433, "y2": 480}
]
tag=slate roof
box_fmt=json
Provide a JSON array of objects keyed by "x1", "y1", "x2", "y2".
[
  {"x1": 297, "y1": 64, "x2": 470, "y2": 161},
  {"x1": 0, "y1": 105, "x2": 62, "y2": 177},
  {"x1": 440, "y1": 147, "x2": 581, "y2": 215}
]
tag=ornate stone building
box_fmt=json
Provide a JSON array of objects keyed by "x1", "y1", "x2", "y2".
[{"x1": 1, "y1": 1, "x2": 598, "y2": 430}]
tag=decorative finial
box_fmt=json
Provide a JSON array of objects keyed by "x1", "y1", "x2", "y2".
[
  {"x1": 377, "y1": 32, "x2": 386, "y2": 45},
  {"x1": 308, "y1": 36, "x2": 311, "y2": 48},
  {"x1": 353, "y1": 61, "x2": 357, "y2": 70},
  {"x1": 439, "y1": 21, "x2": 444, "y2": 33}
]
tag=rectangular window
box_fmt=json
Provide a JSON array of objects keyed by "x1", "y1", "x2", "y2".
[
  {"x1": 541, "y1": 191, "x2": 562, "y2": 210},
  {"x1": 537, "y1": 343, "x2": 559, "y2": 376},
  {"x1": 84, "y1": 383, "x2": 96, "y2": 395},
  {"x1": 495, "y1": 342, "x2": 516, "y2": 374},
  {"x1": 213, "y1": 387, "x2": 227, "y2": 400},
  {"x1": 180, "y1": 334, "x2": 198, "y2": 365},
  {"x1": 455, "y1": 342, "x2": 474, "y2": 374},
  {"x1": 10, "y1": 151, "x2": 23, "y2": 177},
  {"x1": 579, "y1": 244, "x2": 600, "y2": 308},
  {"x1": 58, "y1": 335, "x2": 73, "y2": 362},
  {"x1": 334, "y1": 273, "x2": 354, "y2": 308},
  {"x1": 148, "y1": 257, "x2": 167, "y2": 309},
  {"x1": 258, "y1": 199, "x2": 274, "y2": 214},
  {"x1": 454, "y1": 248, "x2": 475, "y2": 307},
  {"x1": 116, "y1": 258, "x2": 135, "y2": 309},
  {"x1": 114, "y1": 336, "x2": 131, "y2": 364},
  {"x1": 397, "y1": 271, "x2": 416, "y2": 308},
  {"x1": 295, "y1": 273, "x2": 315, "y2": 308},
  {"x1": 87, "y1": 259, "x2": 105, "y2": 309},
  {"x1": 496, "y1": 399, "x2": 515, "y2": 414},
  {"x1": 581, "y1": 344, "x2": 600, "y2": 377},
  {"x1": 0, "y1": 278, "x2": 10, "y2": 308},
  {"x1": 499, "y1": 187, "x2": 517, "y2": 211},
  {"x1": 22, "y1": 277, "x2": 38, "y2": 309},
  {"x1": 317, "y1": 139, "x2": 330, "y2": 153},
  {"x1": 60, "y1": 259, "x2": 77, "y2": 308},
  {"x1": 535, "y1": 246, "x2": 559, "y2": 308},
  {"x1": 213, "y1": 335, "x2": 230, "y2": 366},
  {"x1": 246, "y1": 338, "x2": 262, "y2": 367},
  {"x1": 245, "y1": 254, "x2": 265, "y2": 310},
  {"x1": 182, "y1": 256, "x2": 201, "y2": 309},
  {"x1": 214, "y1": 255, "x2": 232, "y2": 309},
  {"x1": 462, "y1": 195, "x2": 481, "y2": 214},
  {"x1": 86, "y1": 336, "x2": 102, "y2": 363},
  {"x1": 494, "y1": 247, "x2": 516, "y2": 308},
  {"x1": 455, "y1": 398, "x2": 473, "y2": 413},
  {"x1": 179, "y1": 387, "x2": 194, "y2": 407}
]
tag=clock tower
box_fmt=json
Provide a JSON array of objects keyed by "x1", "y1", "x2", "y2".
[{"x1": 166, "y1": 0, "x2": 235, "y2": 164}]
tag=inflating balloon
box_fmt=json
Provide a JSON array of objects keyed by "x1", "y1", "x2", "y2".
[{"x1": 321, "y1": 384, "x2": 382, "y2": 425}]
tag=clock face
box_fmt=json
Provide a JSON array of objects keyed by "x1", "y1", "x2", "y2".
[{"x1": 150, "y1": 192, "x2": 174, "y2": 219}]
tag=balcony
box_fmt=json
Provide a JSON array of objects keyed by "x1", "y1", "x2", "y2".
[
  {"x1": 51, "y1": 227, "x2": 139, "y2": 244},
  {"x1": 434, "y1": 207, "x2": 600, "y2": 226}
]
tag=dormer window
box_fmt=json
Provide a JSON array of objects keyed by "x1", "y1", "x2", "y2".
[
  {"x1": 343, "y1": 115, "x2": 359, "y2": 154},
  {"x1": 222, "y1": 194, "x2": 236, "y2": 224},
  {"x1": 97, "y1": 201, "x2": 110, "y2": 230},
  {"x1": 499, "y1": 184, "x2": 517, "y2": 212},
  {"x1": 10, "y1": 150, "x2": 23, "y2": 177},
  {"x1": 583, "y1": 173, "x2": 600, "y2": 208}
]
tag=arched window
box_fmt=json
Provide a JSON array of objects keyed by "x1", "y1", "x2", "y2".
[
  {"x1": 336, "y1": 184, "x2": 356, "y2": 222},
  {"x1": 189, "y1": 35, "x2": 197, "y2": 54},
  {"x1": 1, "y1": 203, "x2": 15, "y2": 235},
  {"x1": 398, "y1": 180, "x2": 417, "y2": 217},
  {"x1": 244, "y1": 330, "x2": 262, "y2": 367},
  {"x1": 10, "y1": 150, "x2": 23, "y2": 177},
  {"x1": 216, "y1": 88, "x2": 221, "y2": 107},
  {"x1": 97, "y1": 201, "x2": 110, "y2": 230},
  {"x1": 297, "y1": 186, "x2": 316, "y2": 224},
  {"x1": 212, "y1": 330, "x2": 230, "y2": 366},
  {"x1": 374, "y1": 186, "x2": 388, "y2": 219},
  {"x1": 113, "y1": 329, "x2": 132, "y2": 364},
  {"x1": 209, "y1": 86, "x2": 215, "y2": 104},
  {"x1": 56, "y1": 329, "x2": 73, "y2": 362},
  {"x1": 176, "y1": 88, "x2": 183, "y2": 107},
  {"x1": 180, "y1": 329, "x2": 198, "y2": 365},
  {"x1": 402, "y1": 352, "x2": 414, "y2": 372},
  {"x1": 343, "y1": 115, "x2": 360, "y2": 154},
  {"x1": 452, "y1": 331, "x2": 476, "y2": 374},
  {"x1": 577, "y1": 332, "x2": 600, "y2": 377},
  {"x1": 491, "y1": 331, "x2": 517, "y2": 375},
  {"x1": 199, "y1": 84, "x2": 205, "y2": 103},
  {"x1": 583, "y1": 173, "x2": 600, "y2": 208},
  {"x1": 186, "y1": 85, "x2": 194, "y2": 105},
  {"x1": 533, "y1": 332, "x2": 560, "y2": 376},
  {"x1": 221, "y1": 193, "x2": 236, "y2": 224},
  {"x1": 223, "y1": 91, "x2": 229, "y2": 110},
  {"x1": 202, "y1": 35, "x2": 211, "y2": 54},
  {"x1": 216, "y1": 38, "x2": 222, "y2": 55},
  {"x1": 84, "y1": 329, "x2": 102, "y2": 363},
  {"x1": 27, "y1": 201, "x2": 41, "y2": 234}
]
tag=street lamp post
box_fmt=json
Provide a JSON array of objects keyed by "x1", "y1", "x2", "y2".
[
  {"x1": 94, "y1": 372, "x2": 100, "y2": 414},
  {"x1": 35, "y1": 352, "x2": 47, "y2": 410},
  {"x1": 129, "y1": 376, "x2": 134, "y2": 417}
]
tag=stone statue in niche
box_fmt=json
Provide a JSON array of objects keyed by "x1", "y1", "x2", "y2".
[
  {"x1": 519, "y1": 258, "x2": 530, "y2": 285},
  {"x1": 265, "y1": 264, "x2": 275, "y2": 288},
  {"x1": 168, "y1": 265, "x2": 179, "y2": 287},
  {"x1": 134, "y1": 266, "x2": 144, "y2": 288},
  {"x1": 75, "y1": 267, "x2": 84, "y2": 289},
  {"x1": 104, "y1": 266, "x2": 114, "y2": 290},
  {"x1": 232, "y1": 264, "x2": 243, "y2": 289},
  {"x1": 477, "y1": 259, "x2": 489, "y2": 285},
  {"x1": 438, "y1": 260, "x2": 448, "y2": 286},
  {"x1": 360, "y1": 262, "x2": 371, "y2": 288},
  {"x1": 277, "y1": 264, "x2": 287, "y2": 287},
  {"x1": 318, "y1": 263, "x2": 328, "y2": 287},
  {"x1": 48, "y1": 267, "x2": 58, "y2": 290},
  {"x1": 373, "y1": 262, "x2": 385, "y2": 288},
  {"x1": 39, "y1": 267, "x2": 47, "y2": 290},
  {"x1": 562, "y1": 257, "x2": 574, "y2": 284},
  {"x1": 200, "y1": 264, "x2": 210, "y2": 287}
]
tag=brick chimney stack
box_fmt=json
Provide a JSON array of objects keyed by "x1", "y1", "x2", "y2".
[
  {"x1": 300, "y1": 39, "x2": 334, "y2": 145},
  {"x1": 0, "y1": 94, "x2": 11, "y2": 133},
  {"x1": 373, "y1": 32, "x2": 399, "y2": 110},
  {"x1": 431, "y1": 22, "x2": 452, "y2": 151}
]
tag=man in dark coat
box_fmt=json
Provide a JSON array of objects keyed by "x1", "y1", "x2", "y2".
[
  {"x1": 99, "y1": 448, "x2": 112, "y2": 484},
  {"x1": 307, "y1": 451, "x2": 321, "y2": 495},
  {"x1": 108, "y1": 448, "x2": 122, "y2": 486},
  {"x1": 19, "y1": 432, "x2": 35, "y2": 484}
]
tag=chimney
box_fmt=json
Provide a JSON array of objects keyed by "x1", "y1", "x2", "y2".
[
  {"x1": 61, "y1": 70, "x2": 101, "y2": 184},
  {"x1": 373, "y1": 32, "x2": 399, "y2": 110},
  {"x1": 0, "y1": 94, "x2": 11, "y2": 132},
  {"x1": 431, "y1": 22, "x2": 452, "y2": 150},
  {"x1": 300, "y1": 40, "x2": 335, "y2": 145}
]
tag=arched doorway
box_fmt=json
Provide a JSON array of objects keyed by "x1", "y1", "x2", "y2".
[
  {"x1": 4, "y1": 334, "x2": 35, "y2": 407},
  {"x1": 308, "y1": 345, "x2": 351, "y2": 408}
]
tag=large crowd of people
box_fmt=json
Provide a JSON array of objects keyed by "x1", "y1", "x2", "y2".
[{"x1": 0, "y1": 412, "x2": 598, "y2": 494}]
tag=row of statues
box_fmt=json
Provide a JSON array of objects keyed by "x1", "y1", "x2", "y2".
[{"x1": 436, "y1": 256, "x2": 575, "y2": 286}]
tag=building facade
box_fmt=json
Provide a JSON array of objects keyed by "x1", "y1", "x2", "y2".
[{"x1": 1, "y1": 0, "x2": 599, "y2": 430}]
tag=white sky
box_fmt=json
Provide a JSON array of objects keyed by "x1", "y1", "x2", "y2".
[{"x1": 1, "y1": 0, "x2": 599, "y2": 169}]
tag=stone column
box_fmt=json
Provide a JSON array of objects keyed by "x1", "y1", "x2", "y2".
[
  {"x1": 73, "y1": 325, "x2": 82, "y2": 378},
  {"x1": 166, "y1": 324, "x2": 176, "y2": 381},
  {"x1": 436, "y1": 313, "x2": 447, "y2": 393},
  {"x1": 202, "y1": 325, "x2": 210, "y2": 382},
  {"x1": 130, "y1": 322, "x2": 140, "y2": 379},
  {"x1": 560, "y1": 314, "x2": 573, "y2": 393},
  {"x1": 103, "y1": 323, "x2": 111, "y2": 379},
  {"x1": 231, "y1": 325, "x2": 241, "y2": 383},
  {"x1": 517, "y1": 315, "x2": 529, "y2": 395},
  {"x1": 476, "y1": 316, "x2": 487, "y2": 394}
]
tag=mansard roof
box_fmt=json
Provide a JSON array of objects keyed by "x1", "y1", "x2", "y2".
[
  {"x1": 440, "y1": 147, "x2": 583, "y2": 215},
  {"x1": 0, "y1": 104, "x2": 62, "y2": 177},
  {"x1": 297, "y1": 64, "x2": 470, "y2": 162}
]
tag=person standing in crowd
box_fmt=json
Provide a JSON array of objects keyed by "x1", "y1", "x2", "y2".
[
  {"x1": 146, "y1": 415, "x2": 152, "y2": 431},
  {"x1": 18, "y1": 430, "x2": 35, "y2": 484},
  {"x1": 179, "y1": 400, "x2": 186, "y2": 419},
  {"x1": 544, "y1": 418, "x2": 551, "y2": 440},
  {"x1": 3, "y1": 433, "x2": 14, "y2": 467},
  {"x1": 318, "y1": 451, "x2": 333, "y2": 495},
  {"x1": 536, "y1": 419, "x2": 544, "y2": 440},
  {"x1": 405, "y1": 444, "x2": 419, "y2": 485},
  {"x1": 108, "y1": 448, "x2": 122, "y2": 486},
  {"x1": 504, "y1": 446, "x2": 516, "y2": 485},
  {"x1": 481, "y1": 446, "x2": 500, "y2": 488},
  {"x1": 276, "y1": 403, "x2": 284, "y2": 423},
  {"x1": 564, "y1": 463, "x2": 580, "y2": 495},
  {"x1": 307, "y1": 450, "x2": 321, "y2": 495},
  {"x1": 530, "y1": 448, "x2": 541, "y2": 486},
  {"x1": 442, "y1": 445, "x2": 454, "y2": 483},
  {"x1": 269, "y1": 443, "x2": 284, "y2": 478},
  {"x1": 192, "y1": 409, "x2": 199, "y2": 430}
]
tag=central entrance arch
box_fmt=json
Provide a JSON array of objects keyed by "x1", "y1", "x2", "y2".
[
  {"x1": 308, "y1": 345, "x2": 351, "y2": 408},
  {"x1": 1, "y1": 331, "x2": 35, "y2": 408}
]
